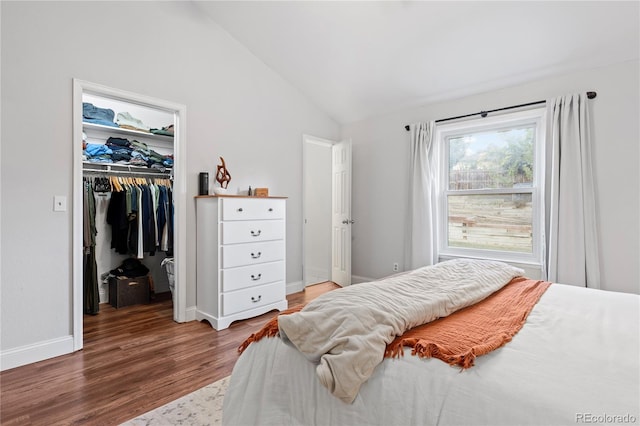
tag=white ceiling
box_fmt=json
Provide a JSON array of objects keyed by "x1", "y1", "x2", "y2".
[{"x1": 195, "y1": 1, "x2": 640, "y2": 124}]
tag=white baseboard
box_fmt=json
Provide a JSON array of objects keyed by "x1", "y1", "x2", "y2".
[
  {"x1": 0, "y1": 335, "x2": 74, "y2": 372},
  {"x1": 305, "y1": 267, "x2": 330, "y2": 286},
  {"x1": 99, "y1": 285, "x2": 108, "y2": 304},
  {"x1": 352, "y1": 275, "x2": 375, "y2": 284},
  {"x1": 287, "y1": 280, "x2": 304, "y2": 295},
  {"x1": 184, "y1": 305, "x2": 197, "y2": 322},
  {"x1": 0, "y1": 283, "x2": 318, "y2": 372}
]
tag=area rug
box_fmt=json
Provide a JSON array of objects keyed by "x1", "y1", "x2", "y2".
[{"x1": 121, "y1": 376, "x2": 230, "y2": 425}]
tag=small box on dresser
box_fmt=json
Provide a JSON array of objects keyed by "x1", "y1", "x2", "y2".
[
  {"x1": 108, "y1": 275, "x2": 150, "y2": 308},
  {"x1": 195, "y1": 194, "x2": 288, "y2": 330}
]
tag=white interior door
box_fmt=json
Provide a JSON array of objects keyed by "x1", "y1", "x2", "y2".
[{"x1": 331, "y1": 139, "x2": 352, "y2": 286}]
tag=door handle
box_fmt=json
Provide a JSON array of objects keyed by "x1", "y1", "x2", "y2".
[{"x1": 341, "y1": 219, "x2": 355, "y2": 225}]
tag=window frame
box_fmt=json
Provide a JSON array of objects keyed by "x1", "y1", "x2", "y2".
[{"x1": 435, "y1": 107, "x2": 546, "y2": 266}]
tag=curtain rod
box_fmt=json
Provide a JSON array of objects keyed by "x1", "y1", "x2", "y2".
[{"x1": 404, "y1": 91, "x2": 597, "y2": 131}]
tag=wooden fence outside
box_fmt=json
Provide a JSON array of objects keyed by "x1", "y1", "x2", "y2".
[
  {"x1": 447, "y1": 195, "x2": 533, "y2": 253},
  {"x1": 449, "y1": 169, "x2": 530, "y2": 190}
]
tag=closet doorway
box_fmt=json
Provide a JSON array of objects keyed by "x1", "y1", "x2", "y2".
[
  {"x1": 72, "y1": 79, "x2": 187, "y2": 351},
  {"x1": 302, "y1": 135, "x2": 352, "y2": 288}
]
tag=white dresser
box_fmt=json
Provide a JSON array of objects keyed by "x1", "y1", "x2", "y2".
[{"x1": 195, "y1": 195, "x2": 288, "y2": 330}]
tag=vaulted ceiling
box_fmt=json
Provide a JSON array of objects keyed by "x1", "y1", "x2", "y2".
[{"x1": 194, "y1": 1, "x2": 639, "y2": 124}]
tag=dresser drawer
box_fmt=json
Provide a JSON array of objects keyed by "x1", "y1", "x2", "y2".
[
  {"x1": 221, "y1": 240, "x2": 285, "y2": 268},
  {"x1": 221, "y1": 261, "x2": 285, "y2": 292},
  {"x1": 222, "y1": 281, "x2": 285, "y2": 316},
  {"x1": 221, "y1": 220, "x2": 284, "y2": 245},
  {"x1": 221, "y1": 197, "x2": 285, "y2": 221}
]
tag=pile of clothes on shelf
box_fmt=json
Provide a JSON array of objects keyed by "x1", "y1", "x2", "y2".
[
  {"x1": 83, "y1": 136, "x2": 173, "y2": 170},
  {"x1": 82, "y1": 102, "x2": 174, "y2": 170},
  {"x1": 83, "y1": 102, "x2": 174, "y2": 136}
]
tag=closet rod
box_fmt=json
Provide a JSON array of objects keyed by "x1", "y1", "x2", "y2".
[
  {"x1": 403, "y1": 91, "x2": 597, "y2": 131},
  {"x1": 83, "y1": 168, "x2": 171, "y2": 178}
]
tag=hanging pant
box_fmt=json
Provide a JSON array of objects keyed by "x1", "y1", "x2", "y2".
[
  {"x1": 84, "y1": 247, "x2": 99, "y2": 315},
  {"x1": 83, "y1": 178, "x2": 99, "y2": 315}
]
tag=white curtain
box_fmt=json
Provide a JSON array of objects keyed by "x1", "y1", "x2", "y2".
[
  {"x1": 405, "y1": 121, "x2": 437, "y2": 270},
  {"x1": 544, "y1": 93, "x2": 600, "y2": 288}
]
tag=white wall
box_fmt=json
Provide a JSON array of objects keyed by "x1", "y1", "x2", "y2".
[
  {"x1": 342, "y1": 60, "x2": 639, "y2": 295},
  {"x1": 0, "y1": 1, "x2": 339, "y2": 367}
]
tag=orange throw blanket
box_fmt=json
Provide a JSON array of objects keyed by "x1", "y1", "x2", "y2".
[{"x1": 238, "y1": 277, "x2": 550, "y2": 369}]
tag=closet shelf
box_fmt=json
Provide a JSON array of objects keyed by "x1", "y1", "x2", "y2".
[{"x1": 82, "y1": 122, "x2": 173, "y2": 141}]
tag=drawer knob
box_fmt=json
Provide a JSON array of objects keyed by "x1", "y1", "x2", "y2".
[
  {"x1": 237, "y1": 208, "x2": 244, "y2": 212},
  {"x1": 251, "y1": 252, "x2": 262, "y2": 259},
  {"x1": 251, "y1": 273, "x2": 262, "y2": 281},
  {"x1": 268, "y1": 208, "x2": 273, "y2": 212},
  {"x1": 250, "y1": 230, "x2": 262, "y2": 237},
  {"x1": 251, "y1": 295, "x2": 262, "y2": 303}
]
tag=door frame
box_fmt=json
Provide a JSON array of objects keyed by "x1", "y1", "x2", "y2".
[
  {"x1": 302, "y1": 135, "x2": 333, "y2": 287},
  {"x1": 72, "y1": 79, "x2": 188, "y2": 351},
  {"x1": 302, "y1": 134, "x2": 352, "y2": 287}
]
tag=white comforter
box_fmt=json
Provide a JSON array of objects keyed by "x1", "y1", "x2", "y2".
[
  {"x1": 223, "y1": 283, "x2": 640, "y2": 426},
  {"x1": 278, "y1": 259, "x2": 523, "y2": 402}
]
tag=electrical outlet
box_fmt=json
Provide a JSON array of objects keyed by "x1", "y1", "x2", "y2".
[
  {"x1": 53, "y1": 195, "x2": 67, "y2": 212},
  {"x1": 393, "y1": 263, "x2": 399, "y2": 272}
]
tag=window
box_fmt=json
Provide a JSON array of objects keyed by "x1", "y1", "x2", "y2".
[{"x1": 435, "y1": 108, "x2": 546, "y2": 265}]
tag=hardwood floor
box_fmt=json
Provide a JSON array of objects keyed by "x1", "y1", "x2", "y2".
[{"x1": 0, "y1": 282, "x2": 339, "y2": 426}]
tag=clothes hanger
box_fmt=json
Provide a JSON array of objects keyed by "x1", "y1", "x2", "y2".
[{"x1": 113, "y1": 176, "x2": 122, "y2": 192}]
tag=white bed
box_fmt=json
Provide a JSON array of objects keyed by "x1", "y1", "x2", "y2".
[{"x1": 223, "y1": 266, "x2": 639, "y2": 426}]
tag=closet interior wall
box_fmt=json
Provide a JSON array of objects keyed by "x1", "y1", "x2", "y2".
[{"x1": 82, "y1": 93, "x2": 175, "y2": 305}]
